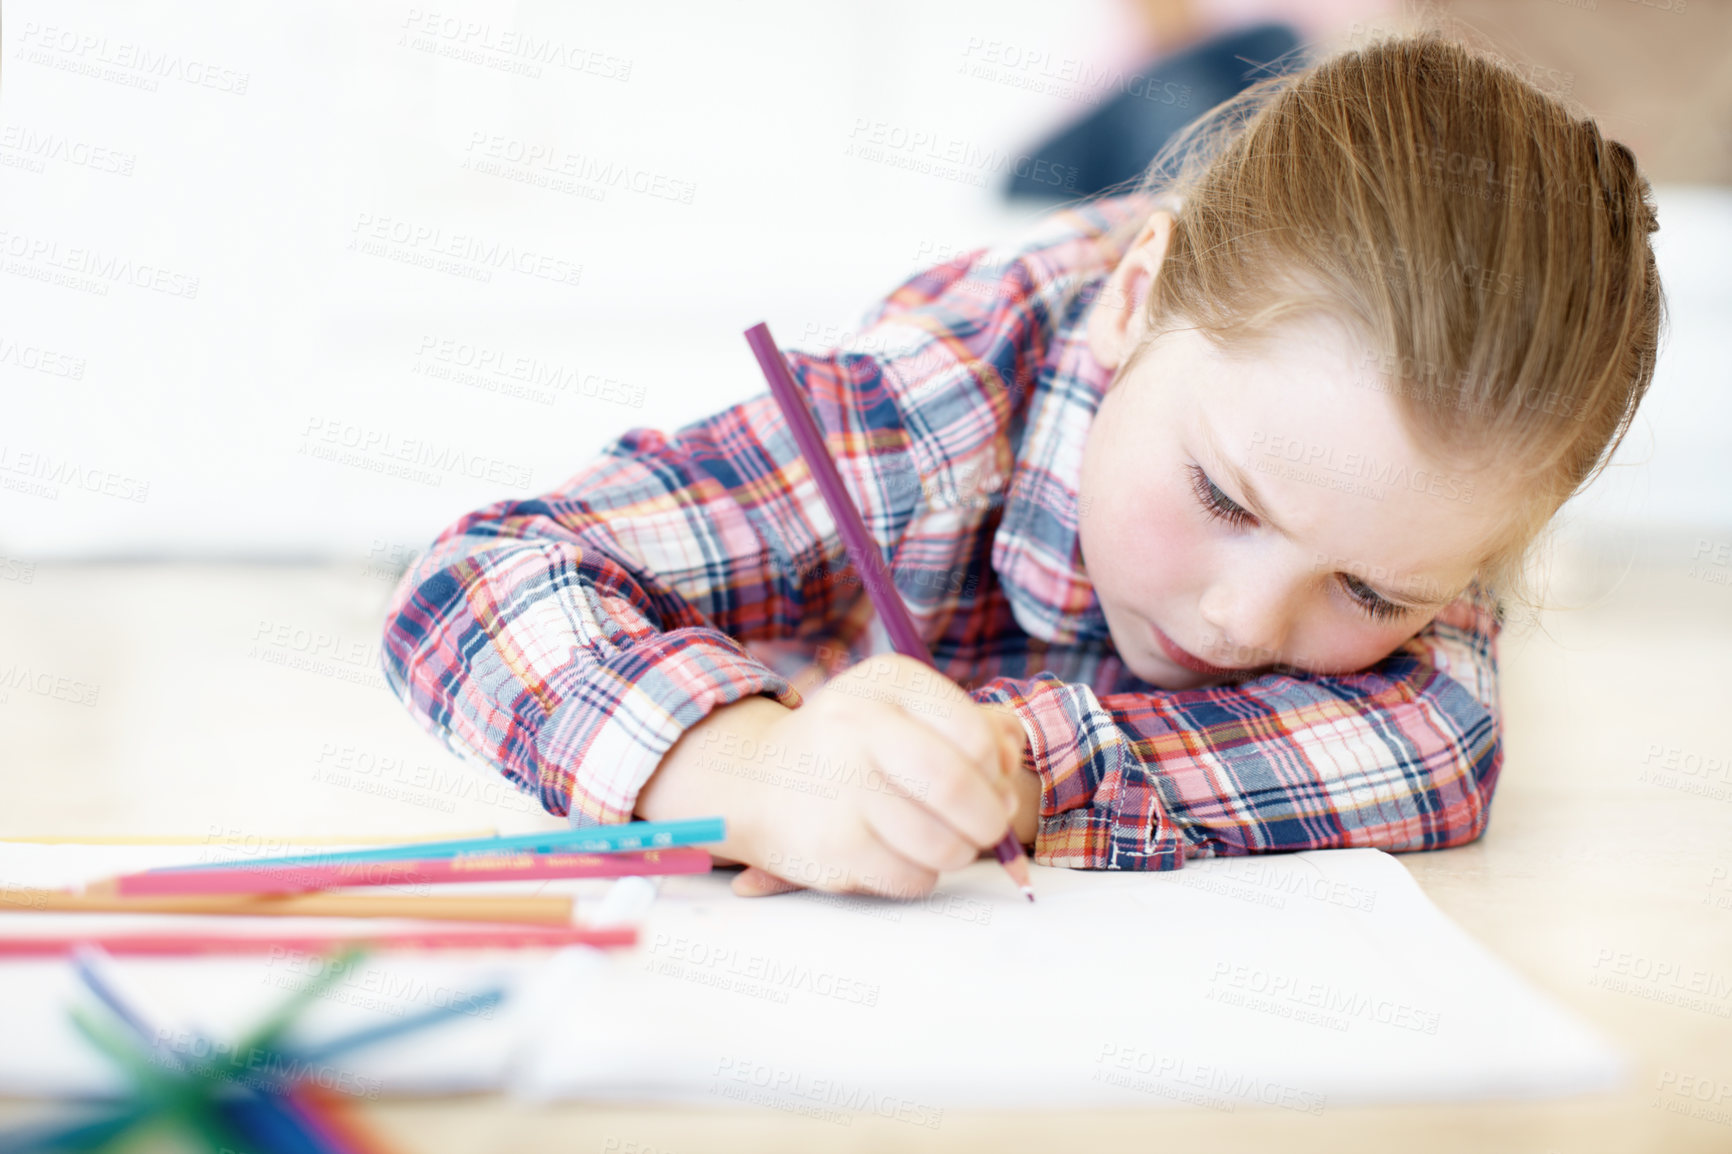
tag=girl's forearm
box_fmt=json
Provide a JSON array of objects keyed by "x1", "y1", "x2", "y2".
[{"x1": 633, "y1": 694, "x2": 791, "y2": 864}]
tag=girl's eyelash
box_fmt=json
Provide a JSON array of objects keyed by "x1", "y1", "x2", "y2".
[
  {"x1": 1340, "y1": 574, "x2": 1411, "y2": 622},
  {"x1": 1186, "y1": 463, "x2": 1413, "y2": 623},
  {"x1": 1187, "y1": 464, "x2": 1256, "y2": 530}
]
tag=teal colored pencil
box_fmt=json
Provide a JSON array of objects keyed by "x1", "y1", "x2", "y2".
[{"x1": 144, "y1": 817, "x2": 727, "y2": 874}]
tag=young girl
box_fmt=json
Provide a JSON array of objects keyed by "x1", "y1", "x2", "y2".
[{"x1": 380, "y1": 32, "x2": 1661, "y2": 900}]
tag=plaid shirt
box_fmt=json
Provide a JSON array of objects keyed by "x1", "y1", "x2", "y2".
[{"x1": 381, "y1": 193, "x2": 1504, "y2": 871}]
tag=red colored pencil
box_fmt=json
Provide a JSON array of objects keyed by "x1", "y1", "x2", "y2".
[
  {"x1": 0, "y1": 924, "x2": 637, "y2": 957},
  {"x1": 108, "y1": 847, "x2": 712, "y2": 897}
]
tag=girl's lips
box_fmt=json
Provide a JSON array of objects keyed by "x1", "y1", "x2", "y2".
[{"x1": 1149, "y1": 622, "x2": 1236, "y2": 677}]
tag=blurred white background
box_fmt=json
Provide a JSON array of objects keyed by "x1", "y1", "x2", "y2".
[{"x1": 2, "y1": 0, "x2": 1727, "y2": 566}]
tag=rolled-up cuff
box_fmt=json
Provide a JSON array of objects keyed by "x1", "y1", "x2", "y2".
[{"x1": 534, "y1": 626, "x2": 803, "y2": 825}]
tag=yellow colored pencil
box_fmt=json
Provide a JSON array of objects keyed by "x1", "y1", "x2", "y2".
[{"x1": 0, "y1": 887, "x2": 574, "y2": 925}]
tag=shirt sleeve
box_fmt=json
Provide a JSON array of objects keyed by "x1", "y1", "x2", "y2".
[
  {"x1": 379, "y1": 245, "x2": 1043, "y2": 826},
  {"x1": 377, "y1": 370, "x2": 885, "y2": 825},
  {"x1": 969, "y1": 587, "x2": 1504, "y2": 870}
]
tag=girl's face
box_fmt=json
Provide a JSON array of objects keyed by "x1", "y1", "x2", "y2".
[{"x1": 1079, "y1": 214, "x2": 1514, "y2": 691}]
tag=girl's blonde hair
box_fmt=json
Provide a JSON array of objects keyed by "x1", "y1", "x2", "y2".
[{"x1": 1093, "y1": 30, "x2": 1663, "y2": 598}]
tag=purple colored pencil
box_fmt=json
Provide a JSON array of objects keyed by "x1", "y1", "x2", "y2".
[{"x1": 743, "y1": 322, "x2": 1034, "y2": 900}]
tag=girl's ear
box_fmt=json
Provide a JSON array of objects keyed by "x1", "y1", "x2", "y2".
[{"x1": 1087, "y1": 210, "x2": 1175, "y2": 371}]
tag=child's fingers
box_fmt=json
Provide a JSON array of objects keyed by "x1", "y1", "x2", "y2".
[
  {"x1": 895, "y1": 690, "x2": 1006, "y2": 775},
  {"x1": 859, "y1": 787, "x2": 981, "y2": 875},
  {"x1": 833, "y1": 655, "x2": 1003, "y2": 772},
  {"x1": 992, "y1": 712, "x2": 1027, "y2": 775},
  {"x1": 731, "y1": 866, "x2": 805, "y2": 898},
  {"x1": 846, "y1": 851, "x2": 941, "y2": 901},
  {"x1": 859, "y1": 710, "x2": 1014, "y2": 848},
  {"x1": 788, "y1": 662, "x2": 829, "y2": 695}
]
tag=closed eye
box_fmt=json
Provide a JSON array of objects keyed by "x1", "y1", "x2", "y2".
[
  {"x1": 1188, "y1": 464, "x2": 1256, "y2": 530},
  {"x1": 1339, "y1": 573, "x2": 1413, "y2": 623},
  {"x1": 1190, "y1": 461, "x2": 1424, "y2": 624}
]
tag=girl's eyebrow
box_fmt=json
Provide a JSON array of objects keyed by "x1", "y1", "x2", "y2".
[{"x1": 1206, "y1": 441, "x2": 1447, "y2": 611}]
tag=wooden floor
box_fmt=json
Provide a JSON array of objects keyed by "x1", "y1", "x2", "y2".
[{"x1": 0, "y1": 537, "x2": 1729, "y2": 1151}]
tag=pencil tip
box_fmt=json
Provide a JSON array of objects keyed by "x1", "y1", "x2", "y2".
[{"x1": 1022, "y1": 887, "x2": 1036, "y2": 903}]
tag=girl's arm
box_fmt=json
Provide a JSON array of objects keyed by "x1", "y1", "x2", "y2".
[
  {"x1": 375, "y1": 192, "x2": 1168, "y2": 831},
  {"x1": 377, "y1": 364, "x2": 911, "y2": 825},
  {"x1": 972, "y1": 588, "x2": 1503, "y2": 869}
]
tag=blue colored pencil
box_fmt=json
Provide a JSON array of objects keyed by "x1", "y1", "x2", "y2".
[{"x1": 143, "y1": 817, "x2": 727, "y2": 874}]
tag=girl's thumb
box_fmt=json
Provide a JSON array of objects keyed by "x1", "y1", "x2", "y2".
[{"x1": 731, "y1": 866, "x2": 805, "y2": 898}]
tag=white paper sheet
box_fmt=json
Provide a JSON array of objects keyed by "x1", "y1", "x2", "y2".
[
  {"x1": 514, "y1": 848, "x2": 1628, "y2": 1113},
  {"x1": 0, "y1": 842, "x2": 1626, "y2": 1112}
]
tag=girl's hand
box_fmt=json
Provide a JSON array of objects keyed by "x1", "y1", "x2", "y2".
[{"x1": 715, "y1": 654, "x2": 1027, "y2": 900}]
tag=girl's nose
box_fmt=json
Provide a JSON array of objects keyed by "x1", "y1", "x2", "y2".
[{"x1": 1196, "y1": 571, "x2": 1293, "y2": 668}]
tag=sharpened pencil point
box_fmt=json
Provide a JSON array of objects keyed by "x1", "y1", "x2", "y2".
[{"x1": 998, "y1": 852, "x2": 1034, "y2": 901}]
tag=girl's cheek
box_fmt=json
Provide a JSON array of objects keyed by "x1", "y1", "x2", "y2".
[
  {"x1": 1098, "y1": 477, "x2": 1202, "y2": 607},
  {"x1": 1137, "y1": 490, "x2": 1205, "y2": 602},
  {"x1": 1291, "y1": 617, "x2": 1419, "y2": 675}
]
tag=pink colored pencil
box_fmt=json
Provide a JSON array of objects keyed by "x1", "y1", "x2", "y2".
[
  {"x1": 109, "y1": 847, "x2": 712, "y2": 897},
  {"x1": 0, "y1": 924, "x2": 637, "y2": 957}
]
